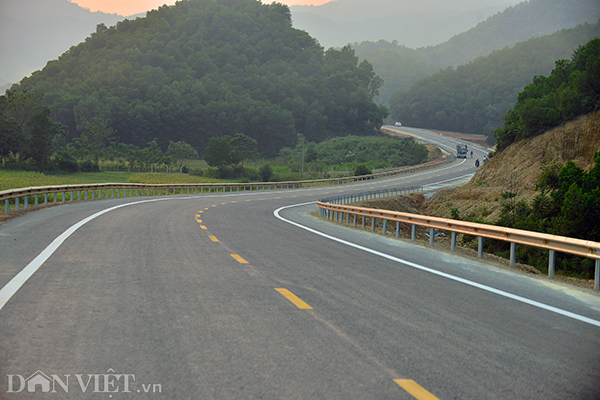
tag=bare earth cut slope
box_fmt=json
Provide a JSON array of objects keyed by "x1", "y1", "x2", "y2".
[{"x1": 426, "y1": 109, "x2": 600, "y2": 223}]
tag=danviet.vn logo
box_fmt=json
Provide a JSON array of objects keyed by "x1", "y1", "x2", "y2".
[{"x1": 6, "y1": 369, "x2": 162, "y2": 396}]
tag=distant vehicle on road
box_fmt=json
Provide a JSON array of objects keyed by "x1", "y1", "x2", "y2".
[
  {"x1": 394, "y1": 121, "x2": 402, "y2": 126},
  {"x1": 457, "y1": 144, "x2": 468, "y2": 158}
]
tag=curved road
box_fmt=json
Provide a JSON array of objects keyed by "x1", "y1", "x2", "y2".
[{"x1": 1, "y1": 127, "x2": 599, "y2": 399}]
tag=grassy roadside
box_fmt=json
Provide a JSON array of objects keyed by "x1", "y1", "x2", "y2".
[{"x1": 0, "y1": 170, "x2": 225, "y2": 192}]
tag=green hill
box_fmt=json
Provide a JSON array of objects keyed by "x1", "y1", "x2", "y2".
[{"x1": 12, "y1": 0, "x2": 386, "y2": 157}]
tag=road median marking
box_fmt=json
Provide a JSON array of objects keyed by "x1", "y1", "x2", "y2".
[
  {"x1": 209, "y1": 235, "x2": 219, "y2": 242},
  {"x1": 200, "y1": 225, "x2": 207, "y2": 230},
  {"x1": 394, "y1": 379, "x2": 440, "y2": 400},
  {"x1": 230, "y1": 254, "x2": 249, "y2": 264},
  {"x1": 275, "y1": 288, "x2": 313, "y2": 309}
]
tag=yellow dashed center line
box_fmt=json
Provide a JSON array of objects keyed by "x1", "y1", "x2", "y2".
[
  {"x1": 275, "y1": 288, "x2": 313, "y2": 310},
  {"x1": 209, "y1": 235, "x2": 219, "y2": 242},
  {"x1": 394, "y1": 379, "x2": 440, "y2": 400},
  {"x1": 230, "y1": 254, "x2": 249, "y2": 264},
  {"x1": 200, "y1": 225, "x2": 207, "y2": 230}
]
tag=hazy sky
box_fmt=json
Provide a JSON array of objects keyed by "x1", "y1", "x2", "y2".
[{"x1": 70, "y1": 0, "x2": 329, "y2": 16}]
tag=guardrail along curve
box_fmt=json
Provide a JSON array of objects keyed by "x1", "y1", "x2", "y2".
[
  {"x1": 318, "y1": 190, "x2": 600, "y2": 291},
  {"x1": 1, "y1": 156, "x2": 454, "y2": 215}
]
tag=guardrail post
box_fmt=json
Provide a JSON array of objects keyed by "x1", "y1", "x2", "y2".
[
  {"x1": 354, "y1": 214, "x2": 357, "y2": 227},
  {"x1": 383, "y1": 219, "x2": 388, "y2": 236},
  {"x1": 346, "y1": 212, "x2": 349, "y2": 225},
  {"x1": 45, "y1": 193, "x2": 48, "y2": 204},
  {"x1": 595, "y1": 260, "x2": 599, "y2": 291},
  {"x1": 5, "y1": 199, "x2": 8, "y2": 214},
  {"x1": 362, "y1": 216, "x2": 366, "y2": 229},
  {"x1": 70, "y1": 191, "x2": 73, "y2": 202},
  {"x1": 98, "y1": 189, "x2": 102, "y2": 199},
  {"x1": 35, "y1": 194, "x2": 39, "y2": 207},
  {"x1": 451, "y1": 232, "x2": 457, "y2": 251},
  {"x1": 15, "y1": 197, "x2": 19, "y2": 211},
  {"x1": 411, "y1": 225, "x2": 416, "y2": 241},
  {"x1": 478, "y1": 237, "x2": 484, "y2": 258},
  {"x1": 78, "y1": 191, "x2": 81, "y2": 201},
  {"x1": 396, "y1": 221, "x2": 401, "y2": 237},
  {"x1": 24, "y1": 196, "x2": 28, "y2": 209},
  {"x1": 371, "y1": 217, "x2": 376, "y2": 232},
  {"x1": 510, "y1": 243, "x2": 516, "y2": 267},
  {"x1": 429, "y1": 228, "x2": 435, "y2": 246},
  {"x1": 548, "y1": 250, "x2": 556, "y2": 278}
]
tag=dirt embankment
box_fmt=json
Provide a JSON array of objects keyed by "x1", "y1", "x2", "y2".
[{"x1": 422, "y1": 110, "x2": 600, "y2": 223}]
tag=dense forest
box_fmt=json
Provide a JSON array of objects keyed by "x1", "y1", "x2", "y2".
[
  {"x1": 354, "y1": 0, "x2": 600, "y2": 107},
  {"x1": 386, "y1": 21, "x2": 600, "y2": 140},
  {"x1": 494, "y1": 38, "x2": 600, "y2": 151},
  {"x1": 8, "y1": 0, "x2": 387, "y2": 158}
]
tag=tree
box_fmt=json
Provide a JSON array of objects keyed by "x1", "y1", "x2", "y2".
[
  {"x1": 167, "y1": 140, "x2": 198, "y2": 173},
  {"x1": 204, "y1": 136, "x2": 239, "y2": 167},
  {"x1": 230, "y1": 133, "x2": 259, "y2": 166},
  {"x1": 0, "y1": 113, "x2": 19, "y2": 166},
  {"x1": 1, "y1": 90, "x2": 44, "y2": 168},
  {"x1": 80, "y1": 115, "x2": 114, "y2": 163}
]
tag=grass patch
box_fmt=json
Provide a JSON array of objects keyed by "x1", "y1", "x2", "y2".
[{"x1": 0, "y1": 170, "x2": 226, "y2": 191}]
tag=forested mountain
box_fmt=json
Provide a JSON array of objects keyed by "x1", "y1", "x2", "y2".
[
  {"x1": 0, "y1": 0, "x2": 125, "y2": 84},
  {"x1": 11, "y1": 0, "x2": 387, "y2": 158},
  {"x1": 354, "y1": 0, "x2": 600, "y2": 106},
  {"x1": 290, "y1": 0, "x2": 519, "y2": 49},
  {"x1": 387, "y1": 21, "x2": 600, "y2": 139}
]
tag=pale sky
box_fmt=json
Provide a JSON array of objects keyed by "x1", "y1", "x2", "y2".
[{"x1": 70, "y1": 0, "x2": 329, "y2": 16}]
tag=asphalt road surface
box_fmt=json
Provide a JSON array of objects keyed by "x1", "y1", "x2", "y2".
[{"x1": 1, "y1": 128, "x2": 599, "y2": 399}]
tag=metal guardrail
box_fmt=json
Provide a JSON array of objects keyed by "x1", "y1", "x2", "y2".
[
  {"x1": 318, "y1": 190, "x2": 600, "y2": 291},
  {"x1": 0, "y1": 157, "x2": 452, "y2": 215}
]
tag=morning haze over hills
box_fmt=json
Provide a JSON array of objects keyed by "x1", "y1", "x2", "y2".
[{"x1": 1, "y1": 0, "x2": 599, "y2": 148}]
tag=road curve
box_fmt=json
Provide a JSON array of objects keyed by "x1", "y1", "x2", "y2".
[{"x1": 1, "y1": 128, "x2": 599, "y2": 399}]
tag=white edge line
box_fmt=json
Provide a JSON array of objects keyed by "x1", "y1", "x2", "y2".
[
  {"x1": 274, "y1": 202, "x2": 600, "y2": 328},
  {"x1": 0, "y1": 190, "x2": 296, "y2": 311},
  {"x1": 0, "y1": 196, "x2": 194, "y2": 311}
]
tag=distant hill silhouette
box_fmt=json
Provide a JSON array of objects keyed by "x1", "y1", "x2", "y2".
[
  {"x1": 0, "y1": 0, "x2": 125, "y2": 83},
  {"x1": 354, "y1": 0, "x2": 600, "y2": 106},
  {"x1": 290, "y1": 0, "x2": 521, "y2": 49}
]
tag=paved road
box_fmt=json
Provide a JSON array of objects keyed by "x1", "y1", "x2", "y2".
[{"x1": 1, "y1": 128, "x2": 599, "y2": 399}]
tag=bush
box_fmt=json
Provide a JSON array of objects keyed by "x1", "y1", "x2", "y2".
[
  {"x1": 354, "y1": 163, "x2": 372, "y2": 176},
  {"x1": 51, "y1": 153, "x2": 79, "y2": 172},
  {"x1": 79, "y1": 160, "x2": 99, "y2": 172},
  {"x1": 260, "y1": 164, "x2": 273, "y2": 182}
]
